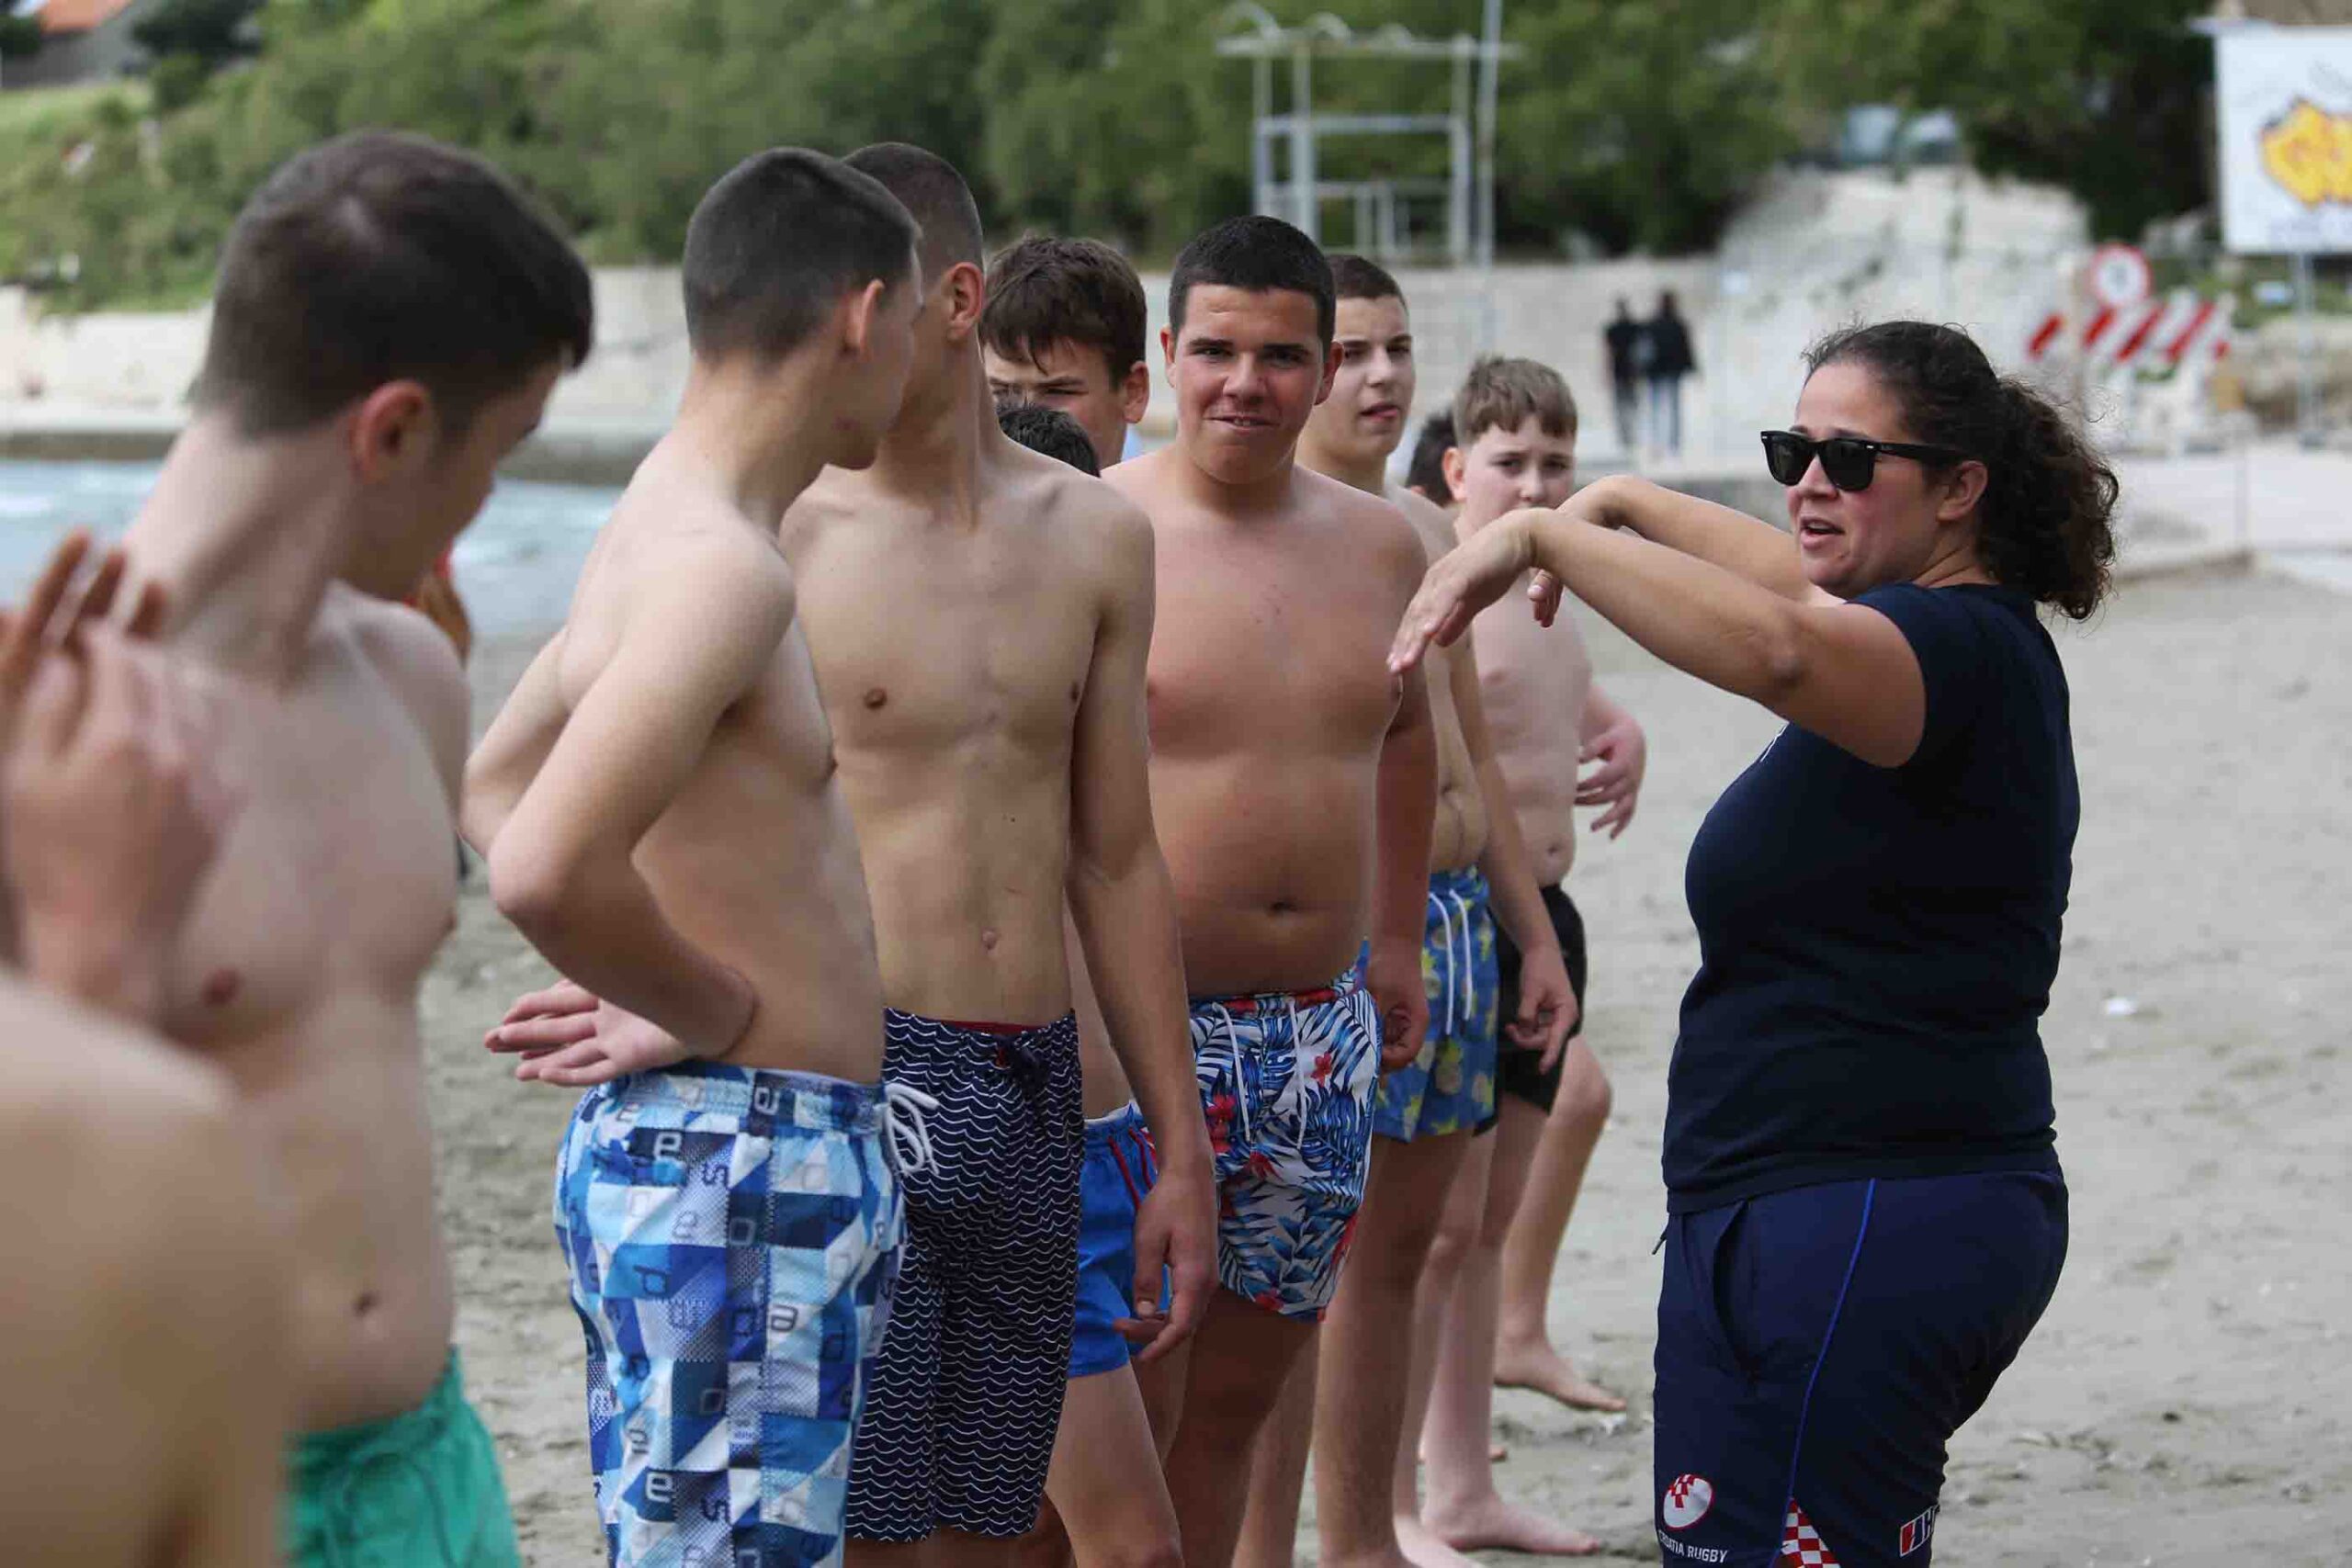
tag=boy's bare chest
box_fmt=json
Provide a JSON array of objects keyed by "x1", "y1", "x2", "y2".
[{"x1": 164, "y1": 666, "x2": 453, "y2": 1047}]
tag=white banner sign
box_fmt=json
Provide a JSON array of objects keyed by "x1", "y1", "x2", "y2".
[{"x1": 2219, "y1": 28, "x2": 2352, "y2": 254}]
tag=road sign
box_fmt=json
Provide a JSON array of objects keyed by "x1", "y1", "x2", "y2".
[{"x1": 2087, "y1": 243, "x2": 2153, "y2": 311}]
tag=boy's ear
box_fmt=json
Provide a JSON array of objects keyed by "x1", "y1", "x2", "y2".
[
  {"x1": 1119, "y1": 361, "x2": 1149, "y2": 426},
  {"x1": 1442, "y1": 445, "x2": 1468, "y2": 505},
  {"x1": 347, "y1": 381, "x2": 436, "y2": 485},
  {"x1": 840, "y1": 277, "x2": 886, "y2": 358}
]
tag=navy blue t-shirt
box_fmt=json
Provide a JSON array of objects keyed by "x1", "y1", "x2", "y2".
[{"x1": 1664, "y1": 582, "x2": 2074, "y2": 1213}]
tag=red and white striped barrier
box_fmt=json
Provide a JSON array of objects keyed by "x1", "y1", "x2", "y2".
[{"x1": 2026, "y1": 290, "x2": 2233, "y2": 375}]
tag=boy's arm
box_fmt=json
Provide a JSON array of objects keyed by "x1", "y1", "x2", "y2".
[
  {"x1": 1062, "y1": 500, "x2": 1215, "y2": 1358},
  {"x1": 1449, "y1": 633, "x2": 1578, "y2": 1066},
  {"x1": 1577, "y1": 680, "x2": 1645, "y2": 839},
  {"x1": 461, "y1": 631, "x2": 569, "y2": 853},
  {"x1": 1366, "y1": 505, "x2": 1440, "y2": 1073},
  {"x1": 484, "y1": 547, "x2": 787, "y2": 1057}
]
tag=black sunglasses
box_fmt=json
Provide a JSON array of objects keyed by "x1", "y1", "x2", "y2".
[{"x1": 1759, "y1": 430, "x2": 1968, "y2": 491}]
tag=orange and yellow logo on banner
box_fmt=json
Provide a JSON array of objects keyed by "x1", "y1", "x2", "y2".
[{"x1": 2260, "y1": 99, "x2": 2352, "y2": 207}]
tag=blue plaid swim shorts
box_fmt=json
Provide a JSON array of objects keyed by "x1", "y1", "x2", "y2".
[{"x1": 553, "y1": 1062, "x2": 907, "y2": 1568}]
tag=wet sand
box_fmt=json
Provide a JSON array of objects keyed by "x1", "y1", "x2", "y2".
[{"x1": 430, "y1": 567, "x2": 2352, "y2": 1565}]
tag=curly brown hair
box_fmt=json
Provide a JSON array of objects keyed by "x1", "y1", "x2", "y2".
[{"x1": 1805, "y1": 321, "x2": 2118, "y2": 619}]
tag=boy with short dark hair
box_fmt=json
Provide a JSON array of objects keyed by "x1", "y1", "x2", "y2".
[
  {"x1": 117, "y1": 128, "x2": 592, "y2": 1567},
  {"x1": 463, "y1": 145, "x2": 926, "y2": 1568},
  {"x1": 982, "y1": 235, "x2": 1150, "y2": 471},
  {"x1": 1107, "y1": 213, "x2": 1439, "y2": 1568}
]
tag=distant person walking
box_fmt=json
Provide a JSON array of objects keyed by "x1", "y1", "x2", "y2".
[
  {"x1": 1643, "y1": 292, "x2": 1696, "y2": 457},
  {"x1": 1604, "y1": 299, "x2": 1643, "y2": 454}
]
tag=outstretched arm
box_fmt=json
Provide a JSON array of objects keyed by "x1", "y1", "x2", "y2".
[
  {"x1": 1448, "y1": 633, "x2": 1577, "y2": 1068},
  {"x1": 1063, "y1": 505, "x2": 1215, "y2": 1360},
  {"x1": 1574, "y1": 473, "x2": 1829, "y2": 604},
  {"x1": 484, "y1": 546, "x2": 786, "y2": 1058},
  {"x1": 1394, "y1": 505, "x2": 1928, "y2": 769}
]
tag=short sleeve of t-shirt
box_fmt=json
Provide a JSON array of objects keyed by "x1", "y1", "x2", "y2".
[{"x1": 1855, "y1": 581, "x2": 2000, "y2": 767}]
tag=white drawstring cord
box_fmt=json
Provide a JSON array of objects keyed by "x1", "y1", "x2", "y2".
[
  {"x1": 1448, "y1": 887, "x2": 1474, "y2": 1039},
  {"x1": 882, "y1": 1081, "x2": 939, "y2": 1177},
  {"x1": 1427, "y1": 885, "x2": 1476, "y2": 1042}
]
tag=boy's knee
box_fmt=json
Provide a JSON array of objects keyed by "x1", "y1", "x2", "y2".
[
  {"x1": 1427, "y1": 1197, "x2": 1481, "y2": 1274},
  {"x1": 1559, "y1": 1053, "x2": 1611, "y2": 1125}
]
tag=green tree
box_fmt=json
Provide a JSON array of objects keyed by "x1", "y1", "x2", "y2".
[
  {"x1": 1, "y1": 12, "x2": 45, "y2": 61},
  {"x1": 1498, "y1": 1, "x2": 1803, "y2": 254},
  {"x1": 1763, "y1": 0, "x2": 2214, "y2": 240},
  {"x1": 1967, "y1": 0, "x2": 2212, "y2": 242},
  {"x1": 132, "y1": 0, "x2": 265, "y2": 67}
]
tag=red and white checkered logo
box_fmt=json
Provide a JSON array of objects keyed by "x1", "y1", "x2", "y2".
[
  {"x1": 1897, "y1": 1505, "x2": 1938, "y2": 1557},
  {"x1": 1781, "y1": 1502, "x2": 1844, "y2": 1566},
  {"x1": 1661, "y1": 1473, "x2": 1713, "y2": 1530}
]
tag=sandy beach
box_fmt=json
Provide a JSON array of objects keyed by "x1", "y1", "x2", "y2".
[{"x1": 428, "y1": 564, "x2": 2352, "y2": 1566}]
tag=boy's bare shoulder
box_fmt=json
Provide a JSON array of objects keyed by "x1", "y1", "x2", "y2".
[
  {"x1": 338, "y1": 586, "x2": 467, "y2": 704},
  {"x1": 1386, "y1": 484, "x2": 1460, "y2": 567},
  {"x1": 594, "y1": 484, "x2": 799, "y2": 634},
  {"x1": 993, "y1": 443, "x2": 1153, "y2": 596},
  {"x1": 331, "y1": 586, "x2": 470, "y2": 776},
  {"x1": 1298, "y1": 465, "x2": 1427, "y2": 588},
  {"x1": 1101, "y1": 446, "x2": 1174, "y2": 506}
]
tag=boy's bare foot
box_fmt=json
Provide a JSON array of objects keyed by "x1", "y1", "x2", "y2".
[
  {"x1": 1395, "y1": 1512, "x2": 1483, "y2": 1568},
  {"x1": 1426, "y1": 1495, "x2": 1601, "y2": 1557},
  {"x1": 1493, "y1": 1340, "x2": 1625, "y2": 1413}
]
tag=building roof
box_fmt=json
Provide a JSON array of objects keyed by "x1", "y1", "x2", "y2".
[{"x1": 31, "y1": 0, "x2": 139, "y2": 36}]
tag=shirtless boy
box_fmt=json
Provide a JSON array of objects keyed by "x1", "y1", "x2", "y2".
[
  {"x1": 1102, "y1": 215, "x2": 1438, "y2": 1568},
  {"x1": 984, "y1": 236, "x2": 1190, "y2": 1568},
  {"x1": 1418, "y1": 357, "x2": 1648, "y2": 1557},
  {"x1": 109, "y1": 130, "x2": 592, "y2": 1566},
  {"x1": 1244, "y1": 259, "x2": 1581, "y2": 1568},
  {"x1": 792, "y1": 146, "x2": 1213, "y2": 1568},
  {"x1": 463, "y1": 149, "x2": 923, "y2": 1567},
  {"x1": 0, "y1": 538, "x2": 287, "y2": 1568},
  {"x1": 983, "y1": 235, "x2": 1151, "y2": 471}
]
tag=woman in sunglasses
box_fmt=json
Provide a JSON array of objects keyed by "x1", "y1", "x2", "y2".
[{"x1": 1391, "y1": 320, "x2": 2114, "y2": 1568}]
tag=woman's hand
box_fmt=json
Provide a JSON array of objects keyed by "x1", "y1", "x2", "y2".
[{"x1": 1388, "y1": 511, "x2": 1544, "y2": 676}]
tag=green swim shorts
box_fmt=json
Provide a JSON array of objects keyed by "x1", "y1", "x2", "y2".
[{"x1": 285, "y1": 1349, "x2": 520, "y2": 1568}]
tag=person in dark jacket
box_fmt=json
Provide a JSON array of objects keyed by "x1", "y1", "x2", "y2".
[
  {"x1": 1642, "y1": 291, "x2": 1696, "y2": 457},
  {"x1": 1604, "y1": 299, "x2": 1643, "y2": 454},
  {"x1": 1392, "y1": 319, "x2": 2114, "y2": 1568}
]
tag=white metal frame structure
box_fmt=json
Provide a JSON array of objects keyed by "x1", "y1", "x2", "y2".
[{"x1": 1216, "y1": 4, "x2": 1521, "y2": 272}]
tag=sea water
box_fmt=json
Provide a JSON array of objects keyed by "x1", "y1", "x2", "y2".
[{"x1": 0, "y1": 460, "x2": 617, "y2": 640}]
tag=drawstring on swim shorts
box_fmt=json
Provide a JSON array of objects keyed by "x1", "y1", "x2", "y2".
[
  {"x1": 1428, "y1": 886, "x2": 1475, "y2": 1042},
  {"x1": 1205, "y1": 1003, "x2": 1250, "y2": 1148},
  {"x1": 882, "y1": 1081, "x2": 939, "y2": 1177}
]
